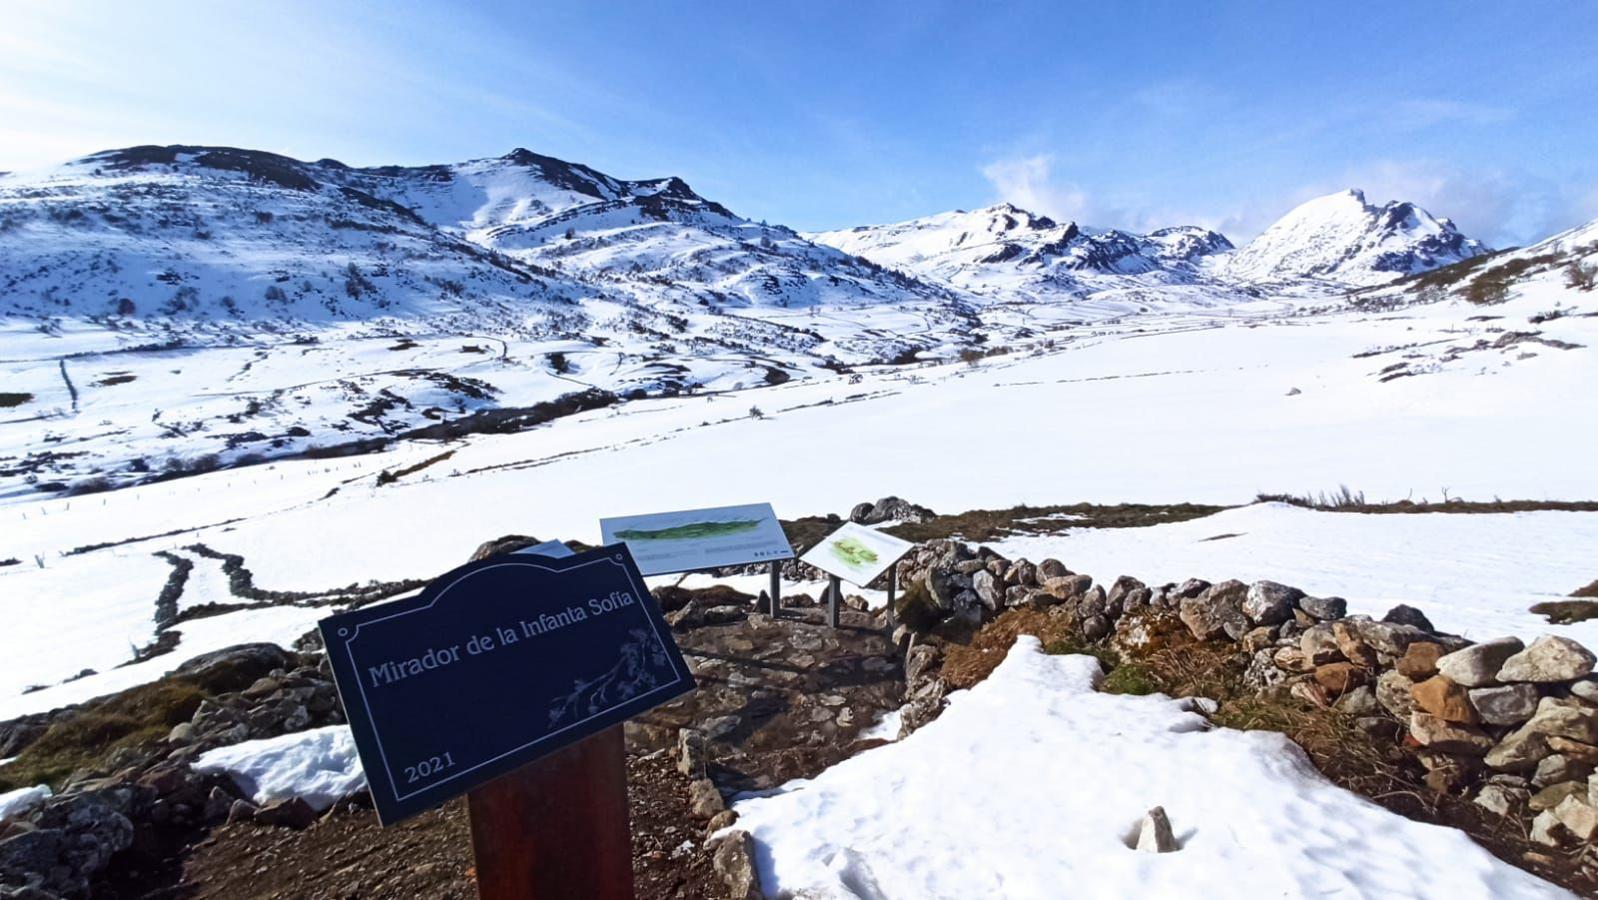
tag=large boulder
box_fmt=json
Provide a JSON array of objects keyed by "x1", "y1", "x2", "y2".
[
  {"x1": 1436, "y1": 637, "x2": 1525, "y2": 688},
  {"x1": 1297, "y1": 596, "x2": 1347, "y2": 621},
  {"x1": 1381, "y1": 604, "x2": 1435, "y2": 632},
  {"x1": 1242, "y1": 581, "x2": 1302, "y2": 627},
  {"x1": 1179, "y1": 580, "x2": 1249, "y2": 642},
  {"x1": 1496, "y1": 636, "x2": 1596, "y2": 684},
  {"x1": 0, "y1": 792, "x2": 135, "y2": 898}
]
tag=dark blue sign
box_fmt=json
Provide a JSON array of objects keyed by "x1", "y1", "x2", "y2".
[{"x1": 318, "y1": 545, "x2": 695, "y2": 824}]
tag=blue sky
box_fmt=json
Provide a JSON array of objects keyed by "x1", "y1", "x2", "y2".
[{"x1": 3, "y1": 1, "x2": 1595, "y2": 245}]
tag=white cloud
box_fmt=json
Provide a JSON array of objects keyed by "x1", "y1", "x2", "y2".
[{"x1": 979, "y1": 155, "x2": 1093, "y2": 223}]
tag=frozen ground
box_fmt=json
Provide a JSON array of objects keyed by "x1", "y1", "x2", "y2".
[
  {"x1": 2, "y1": 283, "x2": 1595, "y2": 717},
  {"x1": 727, "y1": 636, "x2": 1571, "y2": 899},
  {"x1": 194, "y1": 725, "x2": 365, "y2": 813}
]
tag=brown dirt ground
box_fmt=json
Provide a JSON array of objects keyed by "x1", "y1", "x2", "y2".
[{"x1": 97, "y1": 753, "x2": 721, "y2": 899}]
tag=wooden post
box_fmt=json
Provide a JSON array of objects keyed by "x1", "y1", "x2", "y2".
[
  {"x1": 768, "y1": 560, "x2": 782, "y2": 617},
  {"x1": 885, "y1": 562, "x2": 897, "y2": 630},
  {"x1": 467, "y1": 724, "x2": 634, "y2": 900},
  {"x1": 828, "y1": 574, "x2": 842, "y2": 628}
]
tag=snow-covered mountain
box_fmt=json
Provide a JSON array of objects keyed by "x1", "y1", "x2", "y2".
[
  {"x1": 810, "y1": 203, "x2": 1234, "y2": 300},
  {"x1": 1226, "y1": 189, "x2": 1488, "y2": 286}
]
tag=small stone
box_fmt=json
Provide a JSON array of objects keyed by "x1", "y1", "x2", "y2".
[
  {"x1": 1243, "y1": 581, "x2": 1302, "y2": 626},
  {"x1": 254, "y1": 797, "x2": 316, "y2": 829},
  {"x1": 1382, "y1": 604, "x2": 1435, "y2": 632},
  {"x1": 1409, "y1": 712, "x2": 1493, "y2": 755},
  {"x1": 1552, "y1": 795, "x2": 1598, "y2": 841},
  {"x1": 711, "y1": 830, "x2": 762, "y2": 900},
  {"x1": 1486, "y1": 724, "x2": 1554, "y2": 772},
  {"x1": 1331, "y1": 620, "x2": 1379, "y2": 668},
  {"x1": 1314, "y1": 662, "x2": 1369, "y2": 695},
  {"x1": 1395, "y1": 642, "x2": 1445, "y2": 680},
  {"x1": 1546, "y1": 736, "x2": 1598, "y2": 763},
  {"x1": 1290, "y1": 680, "x2": 1330, "y2": 707},
  {"x1": 1411, "y1": 676, "x2": 1478, "y2": 723},
  {"x1": 1524, "y1": 696, "x2": 1598, "y2": 743},
  {"x1": 1179, "y1": 580, "x2": 1249, "y2": 642},
  {"x1": 1036, "y1": 559, "x2": 1070, "y2": 582},
  {"x1": 1497, "y1": 635, "x2": 1597, "y2": 683},
  {"x1": 1467, "y1": 683, "x2": 1540, "y2": 727},
  {"x1": 1297, "y1": 596, "x2": 1347, "y2": 621},
  {"x1": 706, "y1": 809, "x2": 738, "y2": 834},
  {"x1": 1333, "y1": 685, "x2": 1380, "y2": 717},
  {"x1": 1241, "y1": 626, "x2": 1277, "y2": 655},
  {"x1": 1534, "y1": 753, "x2": 1593, "y2": 788},
  {"x1": 1273, "y1": 646, "x2": 1315, "y2": 674},
  {"x1": 1530, "y1": 809, "x2": 1574, "y2": 847},
  {"x1": 1375, "y1": 670, "x2": 1417, "y2": 718},
  {"x1": 688, "y1": 778, "x2": 725, "y2": 818},
  {"x1": 1570, "y1": 678, "x2": 1598, "y2": 704},
  {"x1": 1474, "y1": 782, "x2": 1530, "y2": 817},
  {"x1": 1299, "y1": 624, "x2": 1345, "y2": 666},
  {"x1": 1531, "y1": 780, "x2": 1587, "y2": 811},
  {"x1": 1436, "y1": 637, "x2": 1524, "y2": 688},
  {"x1": 1135, "y1": 806, "x2": 1178, "y2": 853}
]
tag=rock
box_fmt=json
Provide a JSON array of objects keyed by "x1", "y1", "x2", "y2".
[
  {"x1": 1241, "y1": 626, "x2": 1277, "y2": 655},
  {"x1": 1243, "y1": 649, "x2": 1288, "y2": 692},
  {"x1": 971, "y1": 570, "x2": 1003, "y2": 610},
  {"x1": 1375, "y1": 670, "x2": 1418, "y2": 718},
  {"x1": 1297, "y1": 596, "x2": 1347, "y2": 621},
  {"x1": 1497, "y1": 636, "x2": 1597, "y2": 683},
  {"x1": 1409, "y1": 712, "x2": 1493, "y2": 755},
  {"x1": 1466, "y1": 683, "x2": 1540, "y2": 726},
  {"x1": 851, "y1": 496, "x2": 935, "y2": 525},
  {"x1": 1552, "y1": 795, "x2": 1598, "y2": 841},
  {"x1": 905, "y1": 645, "x2": 940, "y2": 690},
  {"x1": 226, "y1": 798, "x2": 257, "y2": 824},
  {"x1": 711, "y1": 830, "x2": 762, "y2": 900},
  {"x1": 1354, "y1": 716, "x2": 1402, "y2": 740},
  {"x1": 254, "y1": 797, "x2": 316, "y2": 829},
  {"x1": 1436, "y1": 637, "x2": 1525, "y2": 688},
  {"x1": 1313, "y1": 662, "x2": 1368, "y2": 695},
  {"x1": 1474, "y1": 782, "x2": 1530, "y2": 817},
  {"x1": 1530, "y1": 809, "x2": 1574, "y2": 847},
  {"x1": 1334, "y1": 685, "x2": 1380, "y2": 717},
  {"x1": 1395, "y1": 642, "x2": 1445, "y2": 680},
  {"x1": 1078, "y1": 586, "x2": 1108, "y2": 619},
  {"x1": 1106, "y1": 576, "x2": 1147, "y2": 612},
  {"x1": 1382, "y1": 604, "x2": 1435, "y2": 631},
  {"x1": 172, "y1": 643, "x2": 293, "y2": 686},
  {"x1": 1135, "y1": 806, "x2": 1177, "y2": 853},
  {"x1": 1272, "y1": 646, "x2": 1315, "y2": 674},
  {"x1": 1331, "y1": 620, "x2": 1379, "y2": 668},
  {"x1": 1242, "y1": 581, "x2": 1302, "y2": 626},
  {"x1": 1410, "y1": 676, "x2": 1478, "y2": 723},
  {"x1": 1003, "y1": 559, "x2": 1036, "y2": 587},
  {"x1": 1036, "y1": 559, "x2": 1070, "y2": 582},
  {"x1": 1570, "y1": 678, "x2": 1598, "y2": 704},
  {"x1": 1043, "y1": 574, "x2": 1093, "y2": 603},
  {"x1": 706, "y1": 809, "x2": 738, "y2": 834},
  {"x1": 1524, "y1": 696, "x2": 1598, "y2": 743},
  {"x1": 1534, "y1": 754, "x2": 1594, "y2": 788},
  {"x1": 1081, "y1": 614, "x2": 1111, "y2": 642},
  {"x1": 1486, "y1": 725, "x2": 1554, "y2": 772},
  {"x1": 1180, "y1": 581, "x2": 1248, "y2": 642},
  {"x1": 1346, "y1": 617, "x2": 1427, "y2": 659},
  {"x1": 1530, "y1": 780, "x2": 1586, "y2": 811},
  {"x1": 1290, "y1": 680, "x2": 1330, "y2": 708},
  {"x1": 677, "y1": 728, "x2": 708, "y2": 777},
  {"x1": 1299, "y1": 625, "x2": 1345, "y2": 666},
  {"x1": 687, "y1": 778, "x2": 725, "y2": 818},
  {"x1": 0, "y1": 792, "x2": 134, "y2": 898},
  {"x1": 1547, "y1": 736, "x2": 1598, "y2": 764}
]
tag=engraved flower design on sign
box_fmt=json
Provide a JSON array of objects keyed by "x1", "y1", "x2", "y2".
[{"x1": 548, "y1": 627, "x2": 673, "y2": 726}]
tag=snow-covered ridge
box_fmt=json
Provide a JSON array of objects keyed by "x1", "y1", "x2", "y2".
[{"x1": 1227, "y1": 188, "x2": 1488, "y2": 286}]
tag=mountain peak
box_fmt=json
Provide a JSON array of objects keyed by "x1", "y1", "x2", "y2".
[{"x1": 1228, "y1": 190, "x2": 1487, "y2": 285}]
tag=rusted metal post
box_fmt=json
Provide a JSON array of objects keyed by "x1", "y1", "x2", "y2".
[{"x1": 467, "y1": 725, "x2": 633, "y2": 900}]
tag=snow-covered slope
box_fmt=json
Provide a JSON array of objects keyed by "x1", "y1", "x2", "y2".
[
  {"x1": 1228, "y1": 189, "x2": 1488, "y2": 286},
  {"x1": 810, "y1": 203, "x2": 1235, "y2": 301}
]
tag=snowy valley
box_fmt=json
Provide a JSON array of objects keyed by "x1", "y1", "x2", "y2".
[{"x1": 4, "y1": 144, "x2": 1598, "y2": 898}]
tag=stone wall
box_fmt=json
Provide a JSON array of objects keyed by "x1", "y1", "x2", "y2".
[{"x1": 890, "y1": 538, "x2": 1598, "y2": 855}]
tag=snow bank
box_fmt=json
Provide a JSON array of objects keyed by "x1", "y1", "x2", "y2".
[
  {"x1": 729, "y1": 636, "x2": 1569, "y2": 899},
  {"x1": 0, "y1": 784, "x2": 51, "y2": 822},
  {"x1": 194, "y1": 725, "x2": 364, "y2": 812}
]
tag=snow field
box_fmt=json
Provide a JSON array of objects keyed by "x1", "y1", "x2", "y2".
[{"x1": 728, "y1": 636, "x2": 1570, "y2": 899}]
